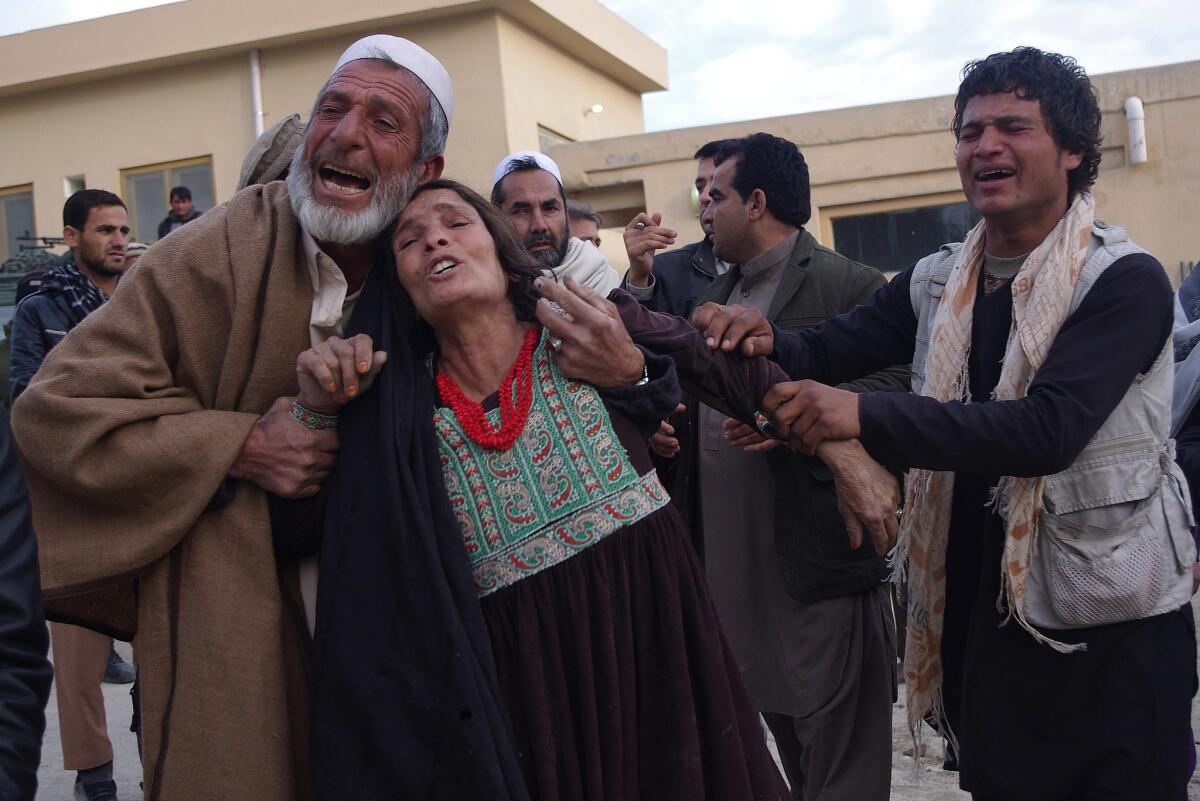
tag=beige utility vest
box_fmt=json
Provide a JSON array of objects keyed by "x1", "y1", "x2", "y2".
[{"x1": 908, "y1": 222, "x2": 1196, "y2": 630}]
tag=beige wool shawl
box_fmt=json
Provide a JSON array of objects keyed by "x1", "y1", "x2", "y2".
[
  {"x1": 12, "y1": 182, "x2": 315, "y2": 801},
  {"x1": 897, "y1": 193, "x2": 1096, "y2": 739}
]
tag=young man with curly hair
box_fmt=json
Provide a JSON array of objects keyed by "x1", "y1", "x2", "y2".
[{"x1": 698, "y1": 47, "x2": 1197, "y2": 801}]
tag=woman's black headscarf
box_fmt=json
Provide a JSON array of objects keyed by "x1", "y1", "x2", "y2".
[{"x1": 307, "y1": 263, "x2": 528, "y2": 801}]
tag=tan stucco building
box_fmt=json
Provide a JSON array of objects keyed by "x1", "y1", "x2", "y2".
[
  {"x1": 0, "y1": 0, "x2": 665, "y2": 253},
  {"x1": 1, "y1": 1, "x2": 1196, "y2": 282},
  {"x1": 555, "y1": 58, "x2": 1200, "y2": 281}
]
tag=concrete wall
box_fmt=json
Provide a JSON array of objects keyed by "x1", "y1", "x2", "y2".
[
  {"x1": 0, "y1": 0, "x2": 664, "y2": 249},
  {"x1": 0, "y1": 51, "x2": 253, "y2": 243},
  {"x1": 1088, "y1": 62, "x2": 1200, "y2": 280},
  {"x1": 494, "y1": 14, "x2": 644, "y2": 157},
  {"x1": 553, "y1": 59, "x2": 1200, "y2": 280}
]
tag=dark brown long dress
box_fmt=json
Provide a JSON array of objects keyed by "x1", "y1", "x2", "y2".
[{"x1": 433, "y1": 317, "x2": 790, "y2": 801}]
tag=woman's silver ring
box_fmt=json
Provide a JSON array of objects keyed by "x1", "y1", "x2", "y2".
[{"x1": 549, "y1": 336, "x2": 563, "y2": 351}]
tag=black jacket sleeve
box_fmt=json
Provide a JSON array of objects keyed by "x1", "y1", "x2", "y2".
[
  {"x1": 0, "y1": 408, "x2": 52, "y2": 801},
  {"x1": 623, "y1": 242, "x2": 711, "y2": 318},
  {"x1": 834, "y1": 264, "x2": 911, "y2": 395},
  {"x1": 8, "y1": 298, "x2": 54, "y2": 404},
  {"x1": 1173, "y1": 412, "x2": 1200, "y2": 542},
  {"x1": 858, "y1": 254, "x2": 1172, "y2": 476},
  {"x1": 597, "y1": 346, "x2": 682, "y2": 436}
]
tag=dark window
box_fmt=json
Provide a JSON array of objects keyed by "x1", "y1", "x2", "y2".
[
  {"x1": 0, "y1": 189, "x2": 34, "y2": 263},
  {"x1": 832, "y1": 201, "x2": 981, "y2": 273},
  {"x1": 122, "y1": 158, "x2": 215, "y2": 242}
]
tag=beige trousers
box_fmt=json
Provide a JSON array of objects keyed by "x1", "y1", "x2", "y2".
[{"x1": 50, "y1": 622, "x2": 114, "y2": 771}]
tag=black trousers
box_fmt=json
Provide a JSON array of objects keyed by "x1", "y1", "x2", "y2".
[{"x1": 960, "y1": 605, "x2": 1196, "y2": 801}]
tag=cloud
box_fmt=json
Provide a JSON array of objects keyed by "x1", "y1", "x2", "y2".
[
  {"x1": 6, "y1": 0, "x2": 1197, "y2": 133},
  {"x1": 601, "y1": 0, "x2": 1200, "y2": 131},
  {"x1": 0, "y1": 0, "x2": 178, "y2": 38}
]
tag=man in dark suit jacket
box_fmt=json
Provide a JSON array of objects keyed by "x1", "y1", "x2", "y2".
[
  {"x1": 683, "y1": 133, "x2": 906, "y2": 801},
  {"x1": 621, "y1": 139, "x2": 737, "y2": 318},
  {"x1": 619, "y1": 140, "x2": 736, "y2": 484}
]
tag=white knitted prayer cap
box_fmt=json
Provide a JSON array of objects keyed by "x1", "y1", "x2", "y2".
[
  {"x1": 333, "y1": 34, "x2": 454, "y2": 124},
  {"x1": 491, "y1": 151, "x2": 563, "y2": 189}
]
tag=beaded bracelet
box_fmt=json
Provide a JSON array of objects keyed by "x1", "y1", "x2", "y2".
[{"x1": 291, "y1": 400, "x2": 339, "y2": 431}]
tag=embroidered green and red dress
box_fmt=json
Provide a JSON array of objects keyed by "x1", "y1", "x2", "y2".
[
  {"x1": 431, "y1": 329, "x2": 789, "y2": 801},
  {"x1": 435, "y1": 328, "x2": 671, "y2": 596}
]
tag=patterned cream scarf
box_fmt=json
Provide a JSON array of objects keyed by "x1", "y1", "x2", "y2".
[{"x1": 896, "y1": 193, "x2": 1095, "y2": 737}]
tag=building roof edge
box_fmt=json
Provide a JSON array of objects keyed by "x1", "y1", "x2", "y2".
[{"x1": 0, "y1": 0, "x2": 667, "y2": 97}]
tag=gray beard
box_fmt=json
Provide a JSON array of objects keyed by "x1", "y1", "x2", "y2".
[
  {"x1": 530, "y1": 245, "x2": 565, "y2": 270},
  {"x1": 526, "y1": 234, "x2": 569, "y2": 270},
  {"x1": 286, "y1": 146, "x2": 421, "y2": 245}
]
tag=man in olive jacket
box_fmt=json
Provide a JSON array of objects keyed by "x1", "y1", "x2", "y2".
[{"x1": 681, "y1": 133, "x2": 907, "y2": 801}]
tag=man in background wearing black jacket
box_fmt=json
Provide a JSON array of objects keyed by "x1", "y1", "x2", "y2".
[
  {"x1": 9, "y1": 189, "x2": 133, "y2": 801},
  {"x1": 621, "y1": 139, "x2": 736, "y2": 318},
  {"x1": 155, "y1": 186, "x2": 202, "y2": 240},
  {"x1": 0, "y1": 405, "x2": 52, "y2": 801},
  {"x1": 620, "y1": 140, "x2": 737, "y2": 473}
]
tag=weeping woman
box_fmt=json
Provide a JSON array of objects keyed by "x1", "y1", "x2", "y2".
[{"x1": 287, "y1": 179, "x2": 802, "y2": 800}]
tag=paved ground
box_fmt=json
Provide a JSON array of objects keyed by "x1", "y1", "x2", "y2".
[{"x1": 36, "y1": 605, "x2": 1200, "y2": 800}]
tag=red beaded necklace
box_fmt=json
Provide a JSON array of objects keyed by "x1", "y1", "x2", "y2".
[{"x1": 437, "y1": 327, "x2": 539, "y2": 451}]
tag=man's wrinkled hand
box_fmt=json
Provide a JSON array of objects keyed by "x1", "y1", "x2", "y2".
[
  {"x1": 722, "y1": 419, "x2": 781, "y2": 453},
  {"x1": 534, "y1": 277, "x2": 644, "y2": 388},
  {"x1": 229, "y1": 396, "x2": 339, "y2": 499},
  {"x1": 623, "y1": 212, "x2": 677, "y2": 287},
  {"x1": 764, "y1": 380, "x2": 861, "y2": 454},
  {"x1": 816, "y1": 439, "x2": 900, "y2": 556},
  {"x1": 296, "y1": 334, "x2": 387, "y2": 414},
  {"x1": 690, "y1": 303, "x2": 774, "y2": 356}
]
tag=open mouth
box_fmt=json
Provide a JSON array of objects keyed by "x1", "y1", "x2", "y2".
[
  {"x1": 525, "y1": 234, "x2": 555, "y2": 252},
  {"x1": 319, "y1": 165, "x2": 372, "y2": 194},
  {"x1": 975, "y1": 168, "x2": 1016, "y2": 184},
  {"x1": 430, "y1": 258, "x2": 457, "y2": 276}
]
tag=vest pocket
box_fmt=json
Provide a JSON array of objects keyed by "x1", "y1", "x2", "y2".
[
  {"x1": 1033, "y1": 460, "x2": 1193, "y2": 628},
  {"x1": 1042, "y1": 494, "x2": 1165, "y2": 626}
]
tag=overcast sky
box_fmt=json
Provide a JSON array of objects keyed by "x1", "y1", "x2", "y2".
[
  {"x1": 600, "y1": 0, "x2": 1200, "y2": 130},
  {"x1": 4, "y1": 0, "x2": 1197, "y2": 132}
]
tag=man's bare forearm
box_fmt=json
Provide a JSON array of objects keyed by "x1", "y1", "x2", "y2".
[{"x1": 815, "y1": 438, "x2": 900, "y2": 555}]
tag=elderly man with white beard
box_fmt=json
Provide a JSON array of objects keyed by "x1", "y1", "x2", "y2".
[{"x1": 10, "y1": 34, "x2": 661, "y2": 801}]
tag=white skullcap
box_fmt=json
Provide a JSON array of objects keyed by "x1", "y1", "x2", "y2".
[
  {"x1": 492, "y1": 151, "x2": 562, "y2": 189},
  {"x1": 333, "y1": 34, "x2": 454, "y2": 123}
]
